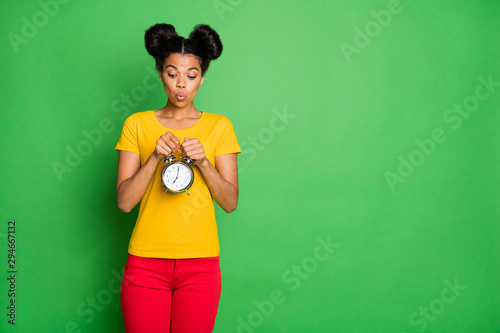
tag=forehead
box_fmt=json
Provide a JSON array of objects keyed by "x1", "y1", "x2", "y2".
[{"x1": 164, "y1": 53, "x2": 201, "y2": 70}]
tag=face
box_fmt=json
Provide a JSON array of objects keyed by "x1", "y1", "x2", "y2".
[{"x1": 159, "y1": 53, "x2": 204, "y2": 107}]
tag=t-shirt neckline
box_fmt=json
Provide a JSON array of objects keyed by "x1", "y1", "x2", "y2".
[{"x1": 151, "y1": 110, "x2": 204, "y2": 131}]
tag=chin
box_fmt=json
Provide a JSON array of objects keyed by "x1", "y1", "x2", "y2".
[
  {"x1": 167, "y1": 97, "x2": 183, "y2": 105},
  {"x1": 173, "y1": 99, "x2": 189, "y2": 106}
]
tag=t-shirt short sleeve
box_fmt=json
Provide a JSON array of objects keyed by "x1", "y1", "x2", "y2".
[
  {"x1": 115, "y1": 114, "x2": 140, "y2": 155},
  {"x1": 214, "y1": 116, "x2": 241, "y2": 157}
]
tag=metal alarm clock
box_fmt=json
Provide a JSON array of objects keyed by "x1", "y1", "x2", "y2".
[{"x1": 160, "y1": 154, "x2": 195, "y2": 195}]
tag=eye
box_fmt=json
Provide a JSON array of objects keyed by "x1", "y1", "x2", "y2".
[
  {"x1": 168, "y1": 73, "x2": 176, "y2": 78},
  {"x1": 188, "y1": 75, "x2": 197, "y2": 80}
]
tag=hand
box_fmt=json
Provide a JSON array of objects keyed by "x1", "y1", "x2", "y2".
[
  {"x1": 153, "y1": 132, "x2": 180, "y2": 159},
  {"x1": 181, "y1": 138, "x2": 206, "y2": 166}
]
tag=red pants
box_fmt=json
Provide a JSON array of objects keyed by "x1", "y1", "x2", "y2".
[{"x1": 120, "y1": 254, "x2": 221, "y2": 333}]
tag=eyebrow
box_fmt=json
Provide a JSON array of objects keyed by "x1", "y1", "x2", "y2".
[{"x1": 165, "y1": 65, "x2": 199, "y2": 72}]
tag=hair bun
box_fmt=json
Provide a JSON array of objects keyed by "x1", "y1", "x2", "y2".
[
  {"x1": 144, "y1": 23, "x2": 179, "y2": 58},
  {"x1": 144, "y1": 23, "x2": 223, "y2": 74},
  {"x1": 188, "y1": 24, "x2": 223, "y2": 60}
]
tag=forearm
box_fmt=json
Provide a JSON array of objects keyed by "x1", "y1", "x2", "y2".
[
  {"x1": 117, "y1": 154, "x2": 161, "y2": 213},
  {"x1": 197, "y1": 159, "x2": 238, "y2": 213}
]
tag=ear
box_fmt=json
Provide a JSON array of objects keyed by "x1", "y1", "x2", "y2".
[
  {"x1": 200, "y1": 76, "x2": 205, "y2": 85},
  {"x1": 158, "y1": 70, "x2": 163, "y2": 82}
]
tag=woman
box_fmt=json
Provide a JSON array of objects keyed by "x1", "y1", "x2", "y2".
[{"x1": 115, "y1": 23, "x2": 240, "y2": 333}]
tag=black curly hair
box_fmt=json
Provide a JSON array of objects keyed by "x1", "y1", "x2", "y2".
[{"x1": 144, "y1": 23, "x2": 223, "y2": 75}]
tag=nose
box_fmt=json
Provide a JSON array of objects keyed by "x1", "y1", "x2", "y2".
[{"x1": 177, "y1": 77, "x2": 186, "y2": 89}]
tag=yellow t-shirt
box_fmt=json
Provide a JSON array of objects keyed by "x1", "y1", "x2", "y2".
[{"x1": 115, "y1": 110, "x2": 241, "y2": 259}]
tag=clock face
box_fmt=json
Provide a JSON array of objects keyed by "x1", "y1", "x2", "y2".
[{"x1": 161, "y1": 162, "x2": 194, "y2": 192}]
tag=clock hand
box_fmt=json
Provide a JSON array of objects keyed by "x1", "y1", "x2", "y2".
[{"x1": 172, "y1": 167, "x2": 180, "y2": 184}]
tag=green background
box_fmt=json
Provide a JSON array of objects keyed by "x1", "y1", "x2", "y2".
[{"x1": 1, "y1": 0, "x2": 499, "y2": 332}]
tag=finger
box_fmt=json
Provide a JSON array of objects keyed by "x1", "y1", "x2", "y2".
[
  {"x1": 182, "y1": 144, "x2": 203, "y2": 156},
  {"x1": 181, "y1": 139, "x2": 200, "y2": 150},
  {"x1": 160, "y1": 135, "x2": 180, "y2": 154},
  {"x1": 159, "y1": 139, "x2": 175, "y2": 154},
  {"x1": 156, "y1": 141, "x2": 170, "y2": 156},
  {"x1": 185, "y1": 152, "x2": 205, "y2": 164},
  {"x1": 164, "y1": 132, "x2": 180, "y2": 151},
  {"x1": 166, "y1": 132, "x2": 180, "y2": 144},
  {"x1": 186, "y1": 147, "x2": 204, "y2": 157}
]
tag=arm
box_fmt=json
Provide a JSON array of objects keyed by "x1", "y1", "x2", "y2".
[
  {"x1": 116, "y1": 151, "x2": 161, "y2": 213},
  {"x1": 181, "y1": 138, "x2": 239, "y2": 213},
  {"x1": 198, "y1": 154, "x2": 239, "y2": 213},
  {"x1": 116, "y1": 132, "x2": 180, "y2": 213}
]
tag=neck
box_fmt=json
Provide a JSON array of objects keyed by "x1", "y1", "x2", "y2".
[{"x1": 160, "y1": 100, "x2": 199, "y2": 119}]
